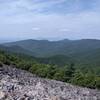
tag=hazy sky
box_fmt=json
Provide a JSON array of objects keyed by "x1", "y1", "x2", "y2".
[{"x1": 0, "y1": 0, "x2": 100, "y2": 41}]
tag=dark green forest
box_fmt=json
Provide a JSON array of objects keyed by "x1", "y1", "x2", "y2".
[
  {"x1": 0, "y1": 50, "x2": 100, "y2": 89},
  {"x1": 2, "y1": 39, "x2": 100, "y2": 68}
]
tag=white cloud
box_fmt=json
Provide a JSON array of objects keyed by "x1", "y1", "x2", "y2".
[
  {"x1": 32, "y1": 27, "x2": 40, "y2": 31},
  {"x1": 0, "y1": 0, "x2": 100, "y2": 40},
  {"x1": 60, "y1": 28, "x2": 71, "y2": 32},
  {"x1": 0, "y1": 0, "x2": 66, "y2": 16}
]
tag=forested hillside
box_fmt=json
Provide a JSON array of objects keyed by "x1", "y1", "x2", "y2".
[
  {"x1": 2, "y1": 39, "x2": 100, "y2": 67},
  {"x1": 3, "y1": 39, "x2": 100, "y2": 57},
  {"x1": 0, "y1": 50, "x2": 100, "y2": 89}
]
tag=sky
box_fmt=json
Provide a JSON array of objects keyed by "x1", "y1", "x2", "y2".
[{"x1": 0, "y1": 0, "x2": 100, "y2": 42}]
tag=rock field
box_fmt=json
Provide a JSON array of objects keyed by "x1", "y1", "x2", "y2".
[{"x1": 0, "y1": 65, "x2": 100, "y2": 100}]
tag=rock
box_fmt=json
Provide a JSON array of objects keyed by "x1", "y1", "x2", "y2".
[
  {"x1": 0, "y1": 91, "x2": 6, "y2": 99},
  {"x1": 0, "y1": 65, "x2": 99, "y2": 100},
  {"x1": 50, "y1": 96, "x2": 61, "y2": 100}
]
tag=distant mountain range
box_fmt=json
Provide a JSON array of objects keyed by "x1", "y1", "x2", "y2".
[{"x1": 0, "y1": 39, "x2": 100, "y2": 67}]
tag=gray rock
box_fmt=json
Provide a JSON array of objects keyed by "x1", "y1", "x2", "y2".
[{"x1": 0, "y1": 65, "x2": 100, "y2": 100}]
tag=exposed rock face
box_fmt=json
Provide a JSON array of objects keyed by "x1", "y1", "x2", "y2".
[{"x1": 0, "y1": 65, "x2": 100, "y2": 100}]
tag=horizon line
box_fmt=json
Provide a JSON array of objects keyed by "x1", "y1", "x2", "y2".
[{"x1": 1, "y1": 38, "x2": 100, "y2": 44}]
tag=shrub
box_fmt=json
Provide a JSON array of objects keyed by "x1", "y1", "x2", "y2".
[
  {"x1": 3, "y1": 59, "x2": 11, "y2": 65},
  {"x1": 0, "y1": 62, "x2": 3, "y2": 67}
]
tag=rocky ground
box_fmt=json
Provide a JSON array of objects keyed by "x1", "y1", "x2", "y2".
[{"x1": 0, "y1": 65, "x2": 100, "y2": 100}]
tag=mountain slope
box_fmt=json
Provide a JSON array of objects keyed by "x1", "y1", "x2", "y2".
[
  {"x1": 0, "y1": 44, "x2": 36, "y2": 56},
  {"x1": 3, "y1": 39, "x2": 100, "y2": 57},
  {"x1": 2, "y1": 39, "x2": 100, "y2": 66},
  {"x1": 0, "y1": 65, "x2": 100, "y2": 100},
  {"x1": 36, "y1": 55, "x2": 74, "y2": 66}
]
